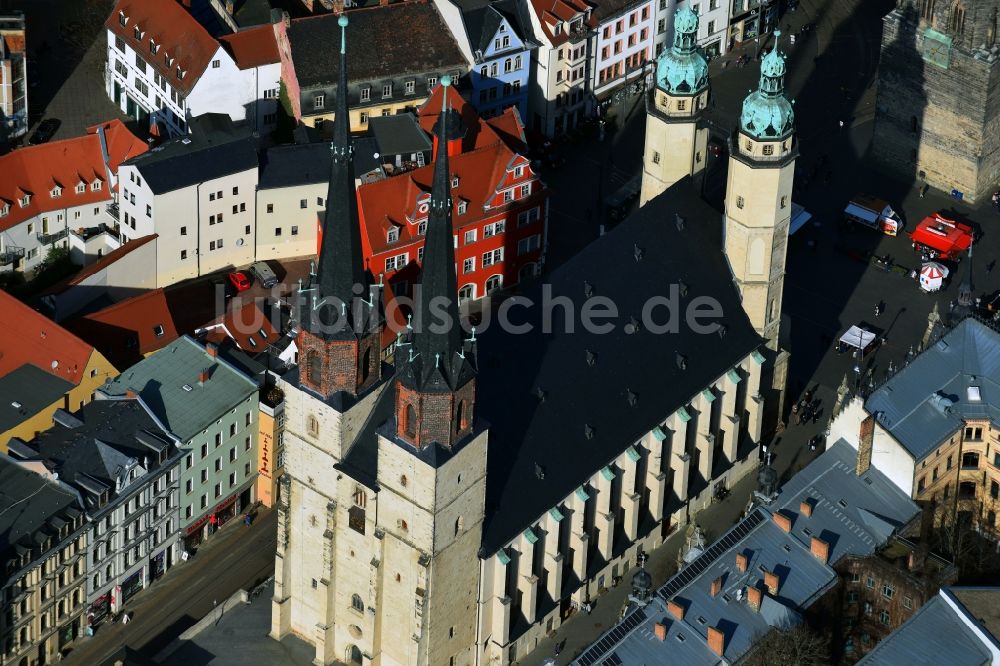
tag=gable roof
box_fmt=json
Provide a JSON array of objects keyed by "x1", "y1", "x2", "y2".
[
  {"x1": 573, "y1": 441, "x2": 921, "y2": 665},
  {"x1": 40, "y1": 234, "x2": 159, "y2": 295},
  {"x1": 0, "y1": 120, "x2": 147, "y2": 232},
  {"x1": 456, "y1": 0, "x2": 531, "y2": 57},
  {"x1": 477, "y1": 178, "x2": 762, "y2": 553},
  {"x1": 218, "y1": 24, "x2": 279, "y2": 69},
  {"x1": 287, "y1": 5, "x2": 468, "y2": 88},
  {"x1": 200, "y1": 299, "x2": 281, "y2": 352},
  {"x1": 0, "y1": 290, "x2": 96, "y2": 387},
  {"x1": 107, "y1": 0, "x2": 221, "y2": 94},
  {"x1": 0, "y1": 364, "x2": 75, "y2": 432},
  {"x1": 528, "y1": 0, "x2": 596, "y2": 46},
  {"x1": 866, "y1": 317, "x2": 1000, "y2": 461},
  {"x1": 859, "y1": 588, "x2": 1000, "y2": 665},
  {"x1": 70, "y1": 289, "x2": 180, "y2": 370},
  {"x1": 101, "y1": 335, "x2": 259, "y2": 442}
]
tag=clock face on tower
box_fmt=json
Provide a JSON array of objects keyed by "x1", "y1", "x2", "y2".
[{"x1": 922, "y1": 28, "x2": 953, "y2": 69}]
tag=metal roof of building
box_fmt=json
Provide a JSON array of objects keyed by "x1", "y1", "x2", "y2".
[
  {"x1": 102, "y1": 335, "x2": 258, "y2": 442},
  {"x1": 865, "y1": 317, "x2": 1000, "y2": 461},
  {"x1": 858, "y1": 588, "x2": 1000, "y2": 666},
  {"x1": 258, "y1": 141, "x2": 331, "y2": 189},
  {"x1": 573, "y1": 441, "x2": 920, "y2": 666}
]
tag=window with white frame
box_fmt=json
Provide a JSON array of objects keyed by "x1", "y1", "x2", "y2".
[
  {"x1": 387, "y1": 226, "x2": 399, "y2": 243},
  {"x1": 483, "y1": 220, "x2": 505, "y2": 237},
  {"x1": 514, "y1": 165, "x2": 525, "y2": 178},
  {"x1": 385, "y1": 253, "x2": 408, "y2": 271},
  {"x1": 360, "y1": 87, "x2": 370, "y2": 102},
  {"x1": 517, "y1": 234, "x2": 541, "y2": 255},
  {"x1": 458, "y1": 200, "x2": 467, "y2": 215},
  {"x1": 417, "y1": 220, "x2": 427, "y2": 235},
  {"x1": 464, "y1": 229, "x2": 477, "y2": 244},
  {"x1": 502, "y1": 189, "x2": 513, "y2": 203},
  {"x1": 482, "y1": 248, "x2": 503, "y2": 267},
  {"x1": 427, "y1": 76, "x2": 438, "y2": 88},
  {"x1": 463, "y1": 257, "x2": 475, "y2": 273},
  {"x1": 518, "y1": 184, "x2": 531, "y2": 198},
  {"x1": 382, "y1": 83, "x2": 392, "y2": 98},
  {"x1": 313, "y1": 94, "x2": 324, "y2": 109},
  {"x1": 405, "y1": 80, "x2": 415, "y2": 94}
]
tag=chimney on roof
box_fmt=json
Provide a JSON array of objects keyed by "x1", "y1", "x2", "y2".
[
  {"x1": 763, "y1": 570, "x2": 780, "y2": 596},
  {"x1": 800, "y1": 499, "x2": 813, "y2": 518},
  {"x1": 710, "y1": 576, "x2": 722, "y2": 597},
  {"x1": 126, "y1": 388, "x2": 138, "y2": 400},
  {"x1": 735, "y1": 552, "x2": 748, "y2": 573},
  {"x1": 772, "y1": 512, "x2": 792, "y2": 533},
  {"x1": 746, "y1": 585, "x2": 762, "y2": 611},
  {"x1": 198, "y1": 368, "x2": 210, "y2": 385},
  {"x1": 810, "y1": 536, "x2": 829, "y2": 564},
  {"x1": 707, "y1": 626, "x2": 725, "y2": 657},
  {"x1": 206, "y1": 342, "x2": 218, "y2": 358},
  {"x1": 654, "y1": 622, "x2": 667, "y2": 641},
  {"x1": 667, "y1": 599, "x2": 685, "y2": 620}
]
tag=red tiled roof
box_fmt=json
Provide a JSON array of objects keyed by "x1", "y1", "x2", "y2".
[
  {"x1": 417, "y1": 84, "x2": 502, "y2": 152},
  {"x1": 3, "y1": 34, "x2": 26, "y2": 54},
  {"x1": 200, "y1": 300, "x2": 281, "y2": 352},
  {"x1": 0, "y1": 120, "x2": 147, "y2": 233},
  {"x1": 529, "y1": 0, "x2": 597, "y2": 45},
  {"x1": 487, "y1": 106, "x2": 529, "y2": 155},
  {"x1": 0, "y1": 290, "x2": 95, "y2": 386},
  {"x1": 70, "y1": 289, "x2": 179, "y2": 370},
  {"x1": 219, "y1": 25, "x2": 279, "y2": 70},
  {"x1": 106, "y1": 0, "x2": 220, "y2": 95}
]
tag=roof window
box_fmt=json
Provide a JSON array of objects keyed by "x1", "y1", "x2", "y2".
[
  {"x1": 968, "y1": 386, "x2": 982, "y2": 401},
  {"x1": 119, "y1": 11, "x2": 127, "y2": 27},
  {"x1": 153, "y1": 325, "x2": 165, "y2": 337}
]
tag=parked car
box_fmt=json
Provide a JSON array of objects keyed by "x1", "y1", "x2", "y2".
[
  {"x1": 28, "y1": 118, "x2": 60, "y2": 145},
  {"x1": 229, "y1": 271, "x2": 252, "y2": 292},
  {"x1": 249, "y1": 261, "x2": 277, "y2": 289}
]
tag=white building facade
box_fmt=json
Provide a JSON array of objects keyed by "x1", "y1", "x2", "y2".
[{"x1": 592, "y1": 0, "x2": 657, "y2": 102}]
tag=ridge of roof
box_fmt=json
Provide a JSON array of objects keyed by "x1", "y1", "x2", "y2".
[{"x1": 218, "y1": 24, "x2": 279, "y2": 69}]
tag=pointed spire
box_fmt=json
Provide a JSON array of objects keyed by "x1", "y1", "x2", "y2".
[
  {"x1": 405, "y1": 75, "x2": 472, "y2": 390},
  {"x1": 309, "y1": 15, "x2": 370, "y2": 337}
]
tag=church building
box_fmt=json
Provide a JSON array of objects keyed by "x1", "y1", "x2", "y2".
[
  {"x1": 270, "y1": 10, "x2": 797, "y2": 666},
  {"x1": 873, "y1": 0, "x2": 1000, "y2": 203}
]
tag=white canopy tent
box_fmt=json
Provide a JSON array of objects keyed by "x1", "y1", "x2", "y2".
[
  {"x1": 919, "y1": 262, "x2": 949, "y2": 292},
  {"x1": 839, "y1": 325, "x2": 878, "y2": 351}
]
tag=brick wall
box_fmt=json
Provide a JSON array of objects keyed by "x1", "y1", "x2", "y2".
[
  {"x1": 298, "y1": 327, "x2": 382, "y2": 397},
  {"x1": 395, "y1": 379, "x2": 476, "y2": 449}
]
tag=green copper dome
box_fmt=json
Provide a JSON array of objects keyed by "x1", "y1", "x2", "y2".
[
  {"x1": 740, "y1": 32, "x2": 794, "y2": 139},
  {"x1": 655, "y1": 8, "x2": 709, "y2": 95}
]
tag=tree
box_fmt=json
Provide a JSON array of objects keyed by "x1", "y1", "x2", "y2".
[
  {"x1": 743, "y1": 626, "x2": 830, "y2": 666},
  {"x1": 273, "y1": 80, "x2": 297, "y2": 144}
]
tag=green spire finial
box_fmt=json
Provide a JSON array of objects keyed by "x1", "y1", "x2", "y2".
[{"x1": 339, "y1": 15, "x2": 348, "y2": 55}]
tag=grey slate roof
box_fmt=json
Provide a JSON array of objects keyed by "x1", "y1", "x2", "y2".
[
  {"x1": 455, "y1": 0, "x2": 532, "y2": 59},
  {"x1": 0, "y1": 364, "x2": 73, "y2": 432},
  {"x1": 0, "y1": 455, "x2": 80, "y2": 579},
  {"x1": 866, "y1": 317, "x2": 1000, "y2": 461},
  {"x1": 124, "y1": 114, "x2": 258, "y2": 194},
  {"x1": 858, "y1": 589, "x2": 1000, "y2": 666},
  {"x1": 573, "y1": 440, "x2": 920, "y2": 666},
  {"x1": 367, "y1": 115, "x2": 432, "y2": 158},
  {"x1": 102, "y1": 336, "x2": 258, "y2": 442},
  {"x1": 478, "y1": 177, "x2": 762, "y2": 553},
  {"x1": 287, "y1": 6, "x2": 467, "y2": 88},
  {"x1": 258, "y1": 142, "x2": 331, "y2": 189},
  {"x1": 26, "y1": 400, "x2": 173, "y2": 508}
]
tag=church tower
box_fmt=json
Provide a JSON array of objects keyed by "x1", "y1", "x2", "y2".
[
  {"x1": 639, "y1": 7, "x2": 711, "y2": 207},
  {"x1": 296, "y1": 13, "x2": 382, "y2": 400},
  {"x1": 372, "y1": 77, "x2": 488, "y2": 666},
  {"x1": 724, "y1": 32, "x2": 796, "y2": 349}
]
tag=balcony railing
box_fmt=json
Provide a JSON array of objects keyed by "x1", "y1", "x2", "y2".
[
  {"x1": 106, "y1": 202, "x2": 120, "y2": 221},
  {"x1": 0, "y1": 246, "x2": 25, "y2": 266},
  {"x1": 36, "y1": 228, "x2": 69, "y2": 245}
]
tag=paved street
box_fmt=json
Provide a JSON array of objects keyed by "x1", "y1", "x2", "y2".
[{"x1": 62, "y1": 508, "x2": 276, "y2": 665}]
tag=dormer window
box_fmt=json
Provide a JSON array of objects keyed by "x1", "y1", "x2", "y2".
[
  {"x1": 554, "y1": 22, "x2": 562, "y2": 35},
  {"x1": 150, "y1": 41, "x2": 158, "y2": 55},
  {"x1": 417, "y1": 220, "x2": 427, "y2": 235},
  {"x1": 133, "y1": 26, "x2": 141, "y2": 40},
  {"x1": 387, "y1": 226, "x2": 399, "y2": 243},
  {"x1": 18, "y1": 194, "x2": 30, "y2": 207},
  {"x1": 51, "y1": 186, "x2": 62, "y2": 199},
  {"x1": 119, "y1": 12, "x2": 127, "y2": 27},
  {"x1": 75, "y1": 182, "x2": 85, "y2": 194},
  {"x1": 91, "y1": 180, "x2": 102, "y2": 191},
  {"x1": 451, "y1": 176, "x2": 459, "y2": 189},
  {"x1": 164, "y1": 53, "x2": 172, "y2": 66},
  {"x1": 458, "y1": 200, "x2": 467, "y2": 215},
  {"x1": 176, "y1": 67, "x2": 185, "y2": 80},
  {"x1": 514, "y1": 165, "x2": 525, "y2": 178},
  {"x1": 0, "y1": 203, "x2": 8, "y2": 217},
  {"x1": 98, "y1": 490, "x2": 108, "y2": 507}
]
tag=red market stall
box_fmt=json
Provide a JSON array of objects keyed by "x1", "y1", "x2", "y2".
[{"x1": 910, "y1": 212, "x2": 974, "y2": 261}]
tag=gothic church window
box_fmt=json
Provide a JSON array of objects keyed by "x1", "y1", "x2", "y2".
[
  {"x1": 951, "y1": 2, "x2": 965, "y2": 34},
  {"x1": 307, "y1": 351, "x2": 321, "y2": 384},
  {"x1": 351, "y1": 594, "x2": 364, "y2": 612},
  {"x1": 921, "y1": 0, "x2": 935, "y2": 21},
  {"x1": 404, "y1": 403, "x2": 417, "y2": 438}
]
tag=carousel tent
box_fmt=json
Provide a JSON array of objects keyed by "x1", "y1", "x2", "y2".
[{"x1": 919, "y1": 262, "x2": 949, "y2": 292}]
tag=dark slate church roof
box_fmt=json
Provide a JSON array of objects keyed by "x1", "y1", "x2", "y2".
[{"x1": 476, "y1": 177, "x2": 762, "y2": 552}]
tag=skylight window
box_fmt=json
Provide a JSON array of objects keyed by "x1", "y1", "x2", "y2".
[
  {"x1": 968, "y1": 386, "x2": 982, "y2": 401},
  {"x1": 153, "y1": 325, "x2": 165, "y2": 337}
]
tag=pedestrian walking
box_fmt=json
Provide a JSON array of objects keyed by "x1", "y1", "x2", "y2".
[
  {"x1": 244, "y1": 514, "x2": 252, "y2": 527},
  {"x1": 838, "y1": 119, "x2": 845, "y2": 130}
]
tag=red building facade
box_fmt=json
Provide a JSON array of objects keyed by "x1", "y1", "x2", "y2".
[{"x1": 357, "y1": 85, "x2": 548, "y2": 305}]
